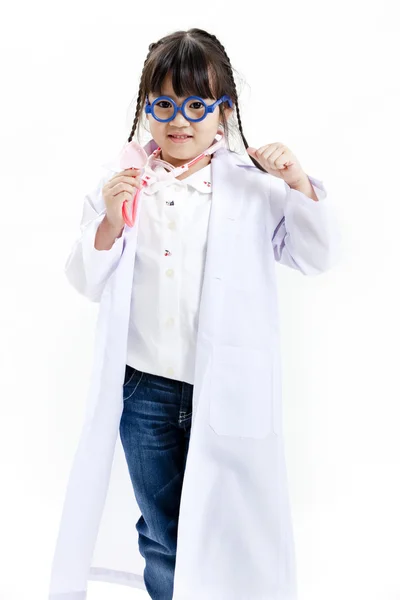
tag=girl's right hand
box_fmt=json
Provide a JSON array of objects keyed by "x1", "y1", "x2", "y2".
[{"x1": 102, "y1": 168, "x2": 144, "y2": 231}]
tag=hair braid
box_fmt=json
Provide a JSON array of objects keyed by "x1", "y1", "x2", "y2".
[
  {"x1": 127, "y1": 42, "x2": 160, "y2": 143},
  {"x1": 199, "y1": 31, "x2": 267, "y2": 173}
]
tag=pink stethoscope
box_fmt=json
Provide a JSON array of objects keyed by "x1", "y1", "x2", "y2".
[{"x1": 118, "y1": 129, "x2": 225, "y2": 227}]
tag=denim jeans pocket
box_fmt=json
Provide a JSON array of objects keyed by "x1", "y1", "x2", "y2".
[{"x1": 123, "y1": 366, "x2": 143, "y2": 401}]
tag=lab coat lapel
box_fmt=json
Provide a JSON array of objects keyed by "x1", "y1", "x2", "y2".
[{"x1": 190, "y1": 147, "x2": 244, "y2": 341}]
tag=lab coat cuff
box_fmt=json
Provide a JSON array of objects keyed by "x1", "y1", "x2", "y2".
[
  {"x1": 307, "y1": 175, "x2": 327, "y2": 201},
  {"x1": 81, "y1": 213, "x2": 125, "y2": 283},
  {"x1": 282, "y1": 173, "x2": 342, "y2": 272}
]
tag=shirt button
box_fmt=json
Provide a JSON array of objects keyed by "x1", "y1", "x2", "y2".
[
  {"x1": 165, "y1": 317, "x2": 175, "y2": 327},
  {"x1": 166, "y1": 367, "x2": 174, "y2": 376},
  {"x1": 166, "y1": 268, "x2": 174, "y2": 277},
  {"x1": 168, "y1": 221, "x2": 176, "y2": 230}
]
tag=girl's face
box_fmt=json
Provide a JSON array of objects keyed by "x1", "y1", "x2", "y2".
[{"x1": 145, "y1": 73, "x2": 233, "y2": 170}]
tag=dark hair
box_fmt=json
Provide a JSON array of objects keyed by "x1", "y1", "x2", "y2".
[{"x1": 127, "y1": 28, "x2": 267, "y2": 173}]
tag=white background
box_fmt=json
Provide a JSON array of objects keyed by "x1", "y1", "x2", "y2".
[{"x1": 1, "y1": 1, "x2": 399, "y2": 599}]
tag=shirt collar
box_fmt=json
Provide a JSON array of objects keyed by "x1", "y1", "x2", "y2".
[
  {"x1": 143, "y1": 161, "x2": 212, "y2": 195},
  {"x1": 180, "y1": 162, "x2": 212, "y2": 193}
]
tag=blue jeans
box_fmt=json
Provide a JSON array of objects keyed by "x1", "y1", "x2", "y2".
[{"x1": 119, "y1": 365, "x2": 193, "y2": 600}]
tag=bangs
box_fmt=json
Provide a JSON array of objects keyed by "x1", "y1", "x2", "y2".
[{"x1": 148, "y1": 40, "x2": 219, "y2": 100}]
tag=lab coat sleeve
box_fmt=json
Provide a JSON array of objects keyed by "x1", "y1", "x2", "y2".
[
  {"x1": 269, "y1": 174, "x2": 342, "y2": 275},
  {"x1": 64, "y1": 171, "x2": 126, "y2": 302}
]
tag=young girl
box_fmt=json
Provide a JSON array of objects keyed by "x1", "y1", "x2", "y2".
[{"x1": 49, "y1": 28, "x2": 341, "y2": 600}]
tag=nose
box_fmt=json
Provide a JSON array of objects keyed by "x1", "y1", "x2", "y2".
[{"x1": 170, "y1": 109, "x2": 191, "y2": 126}]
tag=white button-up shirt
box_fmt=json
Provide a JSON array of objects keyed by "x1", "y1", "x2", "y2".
[
  {"x1": 88, "y1": 161, "x2": 325, "y2": 385},
  {"x1": 126, "y1": 161, "x2": 213, "y2": 384}
]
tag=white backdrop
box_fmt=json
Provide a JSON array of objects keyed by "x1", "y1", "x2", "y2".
[{"x1": 1, "y1": 1, "x2": 399, "y2": 599}]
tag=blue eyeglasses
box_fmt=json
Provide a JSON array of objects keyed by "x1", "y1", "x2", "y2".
[{"x1": 145, "y1": 94, "x2": 233, "y2": 123}]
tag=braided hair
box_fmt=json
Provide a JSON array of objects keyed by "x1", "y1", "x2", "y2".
[{"x1": 127, "y1": 29, "x2": 267, "y2": 173}]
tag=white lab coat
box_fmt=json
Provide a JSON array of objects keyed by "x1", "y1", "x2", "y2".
[{"x1": 48, "y1": 139, "x2": 341, "y2": 600}]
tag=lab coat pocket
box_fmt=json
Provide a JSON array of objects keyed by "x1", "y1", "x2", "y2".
[{"x1": 209, "y1": 345, "x2": 275, "y2": 439}]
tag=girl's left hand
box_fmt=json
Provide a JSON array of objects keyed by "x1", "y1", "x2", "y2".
[{"x1": 247, "y1": 143, "x2": 308, "y2": 188}]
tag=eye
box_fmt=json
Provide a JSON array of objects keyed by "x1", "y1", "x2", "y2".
[
  {"x1": 189, "y1": 101, "x2": 204, "y2": 110},
  {"x1": 156, "y1": 100, "x2": 172, "y2": 109}
]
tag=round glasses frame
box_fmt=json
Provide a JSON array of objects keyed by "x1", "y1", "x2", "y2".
[{"x1": 145, "y1": 94, "x2": 233, "y2": 123}]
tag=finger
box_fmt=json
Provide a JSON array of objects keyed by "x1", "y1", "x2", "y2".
[
  {"x1": 256, "y1": 144, "x2": 273, "y2": 154},
  {"x1": 254, "y1": 144, "x2": 280, "y2": 164},
  {"x1": 110, "y1": 181, "x2": 143, "y2": 197},
  {"x1": 260, "y1": 143, "x2": 284, "y2": 160},
  {"x1": 109, "y1": 175, "x2": 143, "y2": 189},
  {"x1": 250, "y1": 144, "x2": 272, "y2": 158},
  {"x1": 113, "y1": 175, "x2": 143, "y2": 185},
  {"x1": 266, "y1": 147, "x2": 287, "y2": 168},
  {"x1": 247, "y1": 145, "x2": 271, "y2": 163},
  {"x1": 257, "y1": 142, "x2": 282, "y2": 154},
  {"x1": 109, "y1": 168, "x2": 141, "y2": 181},
  {"x1": 273, "y1": 149, "x2": 295, "y2": 169}
]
